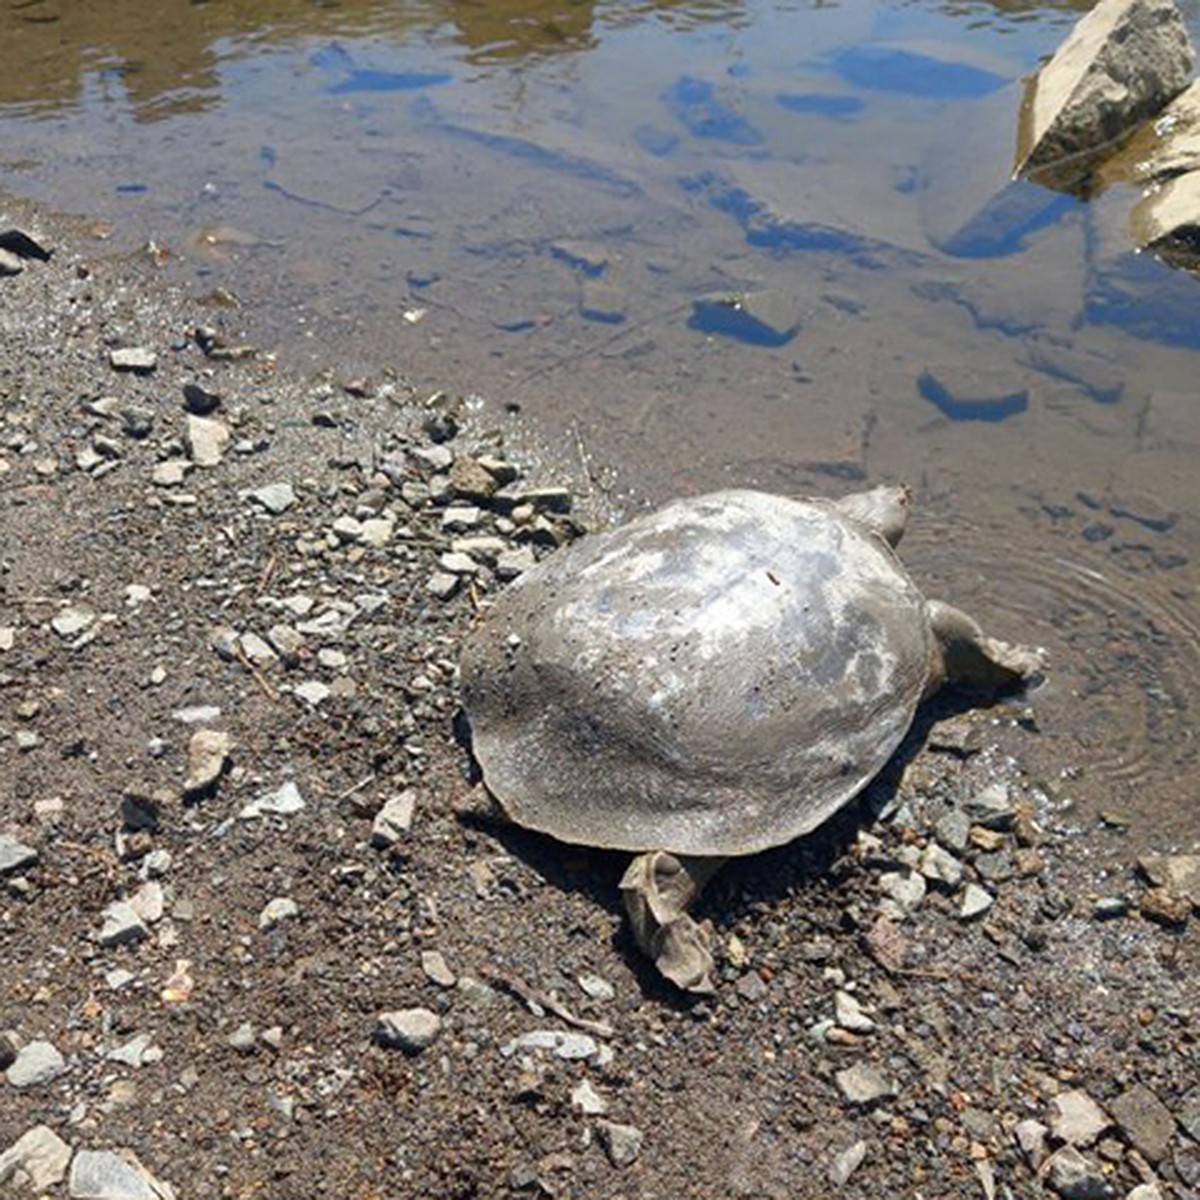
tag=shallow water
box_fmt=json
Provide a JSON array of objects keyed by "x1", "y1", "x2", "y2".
[{"x1": 2, "y1": 0, "x2": 1200, "y2": 848}]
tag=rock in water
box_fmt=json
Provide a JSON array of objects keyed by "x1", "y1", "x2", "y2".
[
  {"x1": 1131, "y1": 170, "x2": 1200, "y2": 269},
  {"x1": 1014, "y1": 0, "x2": 1193, "y2": 183}
]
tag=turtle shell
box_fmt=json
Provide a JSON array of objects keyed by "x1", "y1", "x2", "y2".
[{"x1": 459, "y1": 490, "x2": 935, "y2": 857}]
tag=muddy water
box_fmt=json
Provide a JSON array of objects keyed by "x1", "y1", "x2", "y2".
[{"x1": 3, "y1": 0, "x2": 1200, "y2": 848}]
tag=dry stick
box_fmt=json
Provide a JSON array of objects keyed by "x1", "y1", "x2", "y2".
[
  {"x1": 337, "y1": 775, "x2": 376, "y2": 802},
  {"x1": 480, "y1": 966, "x2": 615, "y2": 1040},
  {"x1": 233, "y1": 643, "x2": 278, "y2": 701},
  {"x1": 256, "y1": 553, "x2": 278, "y2": 596}
]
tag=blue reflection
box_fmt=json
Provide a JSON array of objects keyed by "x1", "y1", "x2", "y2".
[
  {"x1": 662, "y1": 75, "x2": 763, "y2": 145},
  {"x1": 832, "y1": 46, "x2": 1007, "y2": 100}
]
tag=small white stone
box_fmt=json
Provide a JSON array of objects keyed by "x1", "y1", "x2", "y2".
[
  {"x1": 834, "y1": 989, "x2": 876, "y2": 1034},
  {"x1": 570, "y1": 1078, "x2": 609, "y2": 1115},
  {"x1": 959, "y1": 883, "x2": 994, "y2": 921},
  {"x1": 375, "y1": 1008, "x2": 441, "y2": 1053},
  {"x1": 259, "y1": 897, "x2": 300, "y2": 930},
  {"x1": 51, "y1": 607, "x2": 95, "y2": 638},
  {"x1": 371, "y1": 791, "x2": 417, "y2": 847},
  {"x1": 240, "y1": 781, "x2": 305, "y2": 819},
  {"x1": 294, "y1": 680, "x2": 330, "y2": 706}
]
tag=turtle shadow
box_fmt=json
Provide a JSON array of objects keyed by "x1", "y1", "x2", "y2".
[{"x1": 453, "y1": 684, "x2": 1030, "y2": 1002}]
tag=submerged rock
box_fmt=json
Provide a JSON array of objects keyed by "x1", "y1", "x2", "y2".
[
  {"x1": 1131, "y1": 170, "x2": 1200, "y2": 269},
  {"x1": 1015, "y1": 0, "x2": 1193, "y2": 186}
]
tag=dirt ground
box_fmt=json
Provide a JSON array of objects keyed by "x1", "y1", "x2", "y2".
[{"x1": 1, "y1": 195, "x2": 1198, "y2": 1200}]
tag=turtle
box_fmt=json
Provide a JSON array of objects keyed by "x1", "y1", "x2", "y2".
[{"x1": 459, "y1": 485, "x2": 1044, "y2": 992}]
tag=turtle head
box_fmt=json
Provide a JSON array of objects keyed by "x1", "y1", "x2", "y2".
[{"x1": 833, "y1": 483, "x2": 912, "y2": 548}]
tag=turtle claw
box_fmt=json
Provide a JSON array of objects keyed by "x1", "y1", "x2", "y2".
[{"x1": 620, "y1": 851, "x2": 723, "y2": 994}]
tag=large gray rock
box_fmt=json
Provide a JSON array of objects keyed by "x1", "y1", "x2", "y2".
[
  {"x1": 1015, "y1": 0, "x2": 1193, "y2": 181},
  {"x1": 5, "y1": 1040, "x2": 66, "y2": 1089},
  {"x1": 1131, "y1": 170, "x2": 1200, "y2": 269},
  {"x1": 68, "y1": 1149, "x2": 175, "y2": 1200},
  {"x1": 0, "y1": 1124, "x2": 72, "y2": 1190}
]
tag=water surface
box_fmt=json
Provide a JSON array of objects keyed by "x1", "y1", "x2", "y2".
[{"x1": 3, "y1": 0, "x2": 1200, "y2": 848}]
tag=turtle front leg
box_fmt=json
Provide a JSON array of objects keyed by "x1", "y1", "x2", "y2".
[
  {"x1": 926, "y1": 599, "x2": 1046, "y2": 697},
  {"x1": 620, "y1": 851, "x2": 725, "y2": 993}
]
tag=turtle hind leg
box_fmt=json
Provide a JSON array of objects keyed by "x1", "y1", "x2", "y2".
[
  {"x1": 926, "y1": 599, "x2": 1046, "y2": 696},
  {"x1": 620, "y1": 851, "x2": 725, "y2": 994}
]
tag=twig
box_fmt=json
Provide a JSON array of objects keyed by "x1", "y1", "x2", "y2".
[
  {"x1": 233, "y1": 644, "x2": 278, "y2": 701},
  {"x1": 337, "y1": 774, "x2": 376, "y2": 801},
  {"x1": 480, "y1": 966, "x2": 615, "y2": 1039}
]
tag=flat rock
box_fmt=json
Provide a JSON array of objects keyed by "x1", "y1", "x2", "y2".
[
  {"x1": 185, "y1": 415, "x2": 231, "y2": 467},
  {"x1": 1015, "y1": 0, "x2": 1193, "y2": 182},
  {"x1": 51, "y1": 607, "x2": 96, "y2": 638},
  {"x1": 371, "y1": 791, "x2": 417, "y2": 847},
  {"x1": 1048, "y1": 1089, "x2": 1111, "y2": 1148},
  {"x1": 1042, "y1": 1144, "x2": 1113, "y2": 1199},
  {"x1": 183, "y1": 729, "x2": 232, "y2": 797},
  {"x1": 830, "y1": 1139, "x2": 868, "y2": 1186},
  {"x1": 570, "y1": 1078, "x2": 608, "y2": 1115},
  {"x1": 0, "y1": 834, "x2": 38, "y2": 876},
  {"x1": 375, "y1": 1008, "x2": 442, "y2": 1054},
  {"x1": 597, "y1": 1120, "x2": 643, "y2": 1168},
  {"x1": 248, "y1": 482, "x2": 296, "y2": 514},
  {"x1": 68, "y1": 1148, "x2": 175, "y2": 1200},
  {"x1": 959, "y1": 883, "x2": 995, "y2": 920},
  {"x1": 835, "y1": 1062, "x2": 897, "y2": 1105},
  {"x1": 6, "y1": 1040, "x2": 66, "y2": 1089},
  {"x1": 109, "y1": 347, "x2": 157, "y2": 374},
  {"x1": 1132, "y1": 169, "x2": 1200, "y2": 270},
  {"x1": 0, "y1": 1124, "x2": 72, "y2": 1190},
  {"x1": 98, "y1": 901, "x2": 150, "y2": 947},
  {"x1": 919, "y1": 364, "x2": 1029, "y2": 422},
  {"x1": 504, "y1": 1030, "x2": 599, "y2": 1061},
  {"x1": 420, "y1": 949, "x2": 456, "y2": 988},
  {"x1": 1108, "y1": 1083, "x2": 1176, "y2": 1162},
  {"x1": 240, "y1": 780, "x2": 304, "y2": 819}
]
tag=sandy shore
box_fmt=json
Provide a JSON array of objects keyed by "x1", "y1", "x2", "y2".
[{"x1": 1, "y1": 194, "x2": 1198, "y2": 1200}]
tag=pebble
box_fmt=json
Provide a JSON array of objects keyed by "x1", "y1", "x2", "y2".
[
  {"x1": 834, "y1": 990, "x2": 876, "y2": 1033},
  {"x1": 959, "y1": 883, "x2": 994, "y2": 921},
  {"x1": 371, "y1": 791, "x2": 417, "y2": 847},
  {"x1": 1108, "y1": 1084, "x2": 1175, "y2": 1163},
  {"x1": 240, "y1": 781, "x2": 305, "y2": 819},
  {"x1": 227, "y1": 1023, "x2": 257, "y2": 1054},
  {"x1": 98, "y1": 901, "x2": 150, "y2": 947},
  {"x1": 182, "y1": 729, "x2": 232, "y2": 797},
  {"x1": 0, "y1": 248, "x2": 22, "y2": 276},
  {"x1": 961, "y1": 782, "x2": 1015, "y2": 830},
  {"x1": 935, "y1": 809, "x2": 971, "y2": 853},
  {"x1": 1137, "y1": 853, "x2": 1200, "y2": 904},
  {"x1": 920, "y1": 842, "x2": 964, "y2": 888},
  {"x1": 1127, "y1": 1186, "x2": 1163, "y2": 1200},
  {"x1": 151, "y1": 460, "x2": 190, "y2": 487},
  {"x1": 830, "y1": 1139, "x2": 868, "y2": 1186},
  {"x1": 0, "y1": 834, "x2": 38, "y2": 876},
  {"x1": 51, "y1": 607, "x2": 95, "y2": 638},
  {"x1": 834, "y1": 1063, "x2": 897, "y2": 1105},
  {"x1": 1014, "y1": 1118, "x2": 1049, "y2": 1168},
  {"x1": 0, "y1": 1124, "x2": 72, "y2": 1190},
  {"x1": 1138, "y1": 887, "x2": 1189, "y2": 928},
  {"x1": 375, "y1": 1008, "x2": 442, "y2": 1054},
  {"x1": 578, "y1": 973, "x2": 615, "y2": 1002},
  {"x1": 294, "y1": 680, "x2": 331, "y2": 706},
  {"x1": 420, "y1": 950, "x2": 456, "y2": 988},
  {"x1": 106, "y1": 1033, "x2": 162, "y2": 1068},
  {"x1": 185, "y1": 415, "x2": 231, "y2": 467},
  {"x1": 129, "y1": 882, "x2": 164, "y2": 924},
  {"x1": 878, "y1": 869, "x2": 926, "y2": 914},
  {"x1": 571, "y1": 1078, "x2": 608, "y2": 1115},
  {"x1": 240, "y1": 632, "x2": 278, "y2": 669},
  {"x1": 597, "y1": 1120, "x2": 643, "y2": 1168},
  {"x1": 109, "y1": 347, "x2": 157, "y2": 374},
  {"x1": 248, "y1": 482, "x2": 296, "y2": 514},
  {"x1": 259, "y1": 897, "x2": 300, "y2": 930},
  {"x1": 503, "y1": 1030, "x2": 598, "y2": 1061},
  {"x1": 439, "y1": 551, "x2": 479, "y2": 576},
  {"x1": 1092, "y1": 897, "x2": 1130, "y2": 920},
  {"x1": 181, "y1": 382, "x2": 221, "y2": 415},
  {"x1": 426, "y1": 572, "x2": 460, "y2": 600},
  {"x1": 496, "y1": 546, "x2": 537, "y2": 579},
  {"x1": 1042, "y1": 1145, "x2": 1110, "y2": 1200},
  {"x1": 1048, "y1": 1089, "x2": 1110, "y2": 1148},
  {"x1": 68, "y1": 1147, "x2": 174, "y2": 1200},
  {"x1": 6, "y1": 1040, "x2": 66, "y2": 1089}
]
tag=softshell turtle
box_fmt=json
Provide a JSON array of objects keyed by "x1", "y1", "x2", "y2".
[{"x1": 460, "y1": 485, "x2": 1043, "y2": 991}]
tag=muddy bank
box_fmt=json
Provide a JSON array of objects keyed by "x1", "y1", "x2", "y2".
[{"x1": 0, "y1": 195, "x2": 1198, "y2": 1200}]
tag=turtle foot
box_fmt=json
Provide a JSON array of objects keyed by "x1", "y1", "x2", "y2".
[
  {"x1": 620, "y1": 851, "x2": 723, "y2": 994},
  {"x1": 927, "y1": 599, "x2": 1046, "y2": 694}
]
